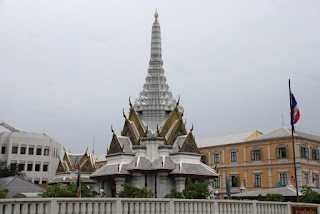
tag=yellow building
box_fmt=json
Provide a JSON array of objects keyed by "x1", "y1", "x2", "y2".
[{"x1": 198, "y1": 127, "x2": 320, "y2": 196}]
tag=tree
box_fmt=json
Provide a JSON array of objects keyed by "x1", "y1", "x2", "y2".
[
  {"x1": 183, "y1": 178, "x2": 211, "y2": 199},
  {"x1": 0, "y1": 162, "x2": 25, "y2": 178},
  {"x1": 164, "y1": 189, "x2": 184, "y2": 198},
  {"x1": 264, "y1": 193, "x2": 285, "y2": 202},
  {"x1": 38, "y1": 183, "x2": 98, "y2": 198},
  {"x1": 300, "y1": 186, "x2": 320, "y2": 204},
  {"x1": 117, "y1": 183, "x2": 154, "y2": 198}
]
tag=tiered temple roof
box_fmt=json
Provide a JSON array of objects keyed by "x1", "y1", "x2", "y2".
[{"x1": 91, "y1": 11, "x2": 217, "y2": 182}]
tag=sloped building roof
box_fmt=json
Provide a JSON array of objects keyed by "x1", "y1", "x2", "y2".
[
  {"x1": 0, "y1": 176, "x2": 45, "y2": 198},
  {"x1": 197, "y1": 131, "x2": 257, "y2": 148},
  {"x1": 233, "y1": 185, "x2": 302, "y2": 198},
  {"x1": 247, "y1": 127, "x2": 320, "y2": 143}
]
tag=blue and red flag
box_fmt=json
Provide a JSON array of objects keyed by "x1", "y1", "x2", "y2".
[
  {"x1": 76, "y1": 164, "x2": 81, "y2": 198},
  {"x1": 290, "y1": 93, "x2": 300, "y2": 131}
]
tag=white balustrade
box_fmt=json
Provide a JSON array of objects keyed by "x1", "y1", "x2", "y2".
[{"x1": 1, "y1": 198, "x2": 319, "y2": 214}]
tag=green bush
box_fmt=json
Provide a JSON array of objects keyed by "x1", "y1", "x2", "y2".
[
  {"x1": 264, "y1": 193, "x2": 285, "y2": 202},
  {"x1": 164, "y1": 189, "x2": 184, "y2": 198},
  {"x1": 300, "y1": 186, "x2": 320, "y2": 204},
  {"x1": 38, "y1": 183, "x2": 98, "y2": 197},
  {"x1": 117, "y1": 183, "x2": 154, "y2": 198},
  {"x1": 0, "y1": 189, "x2": 8, "y2": 199}
]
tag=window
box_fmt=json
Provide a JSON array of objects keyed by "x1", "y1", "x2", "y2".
[
  {"x1": 280, "y1": 173, "x2": 288, "y2": 186},
  {"x1": 44, "y1": 148, "x2": 49, "y2": 156},
  {"x1": 27, "y1": 164, "x2": 33, "y2": 171},
  {"x1": 20, "y1": 146, "x2": 26, "y2": 154},
  {"x1": 254, "y1": 174, "x2": 261, "y2": 187},
  {"x1": 214, "y1": 153, "x2": 220, "y2": 163},
  {"x1": 301, "y1": 147, "x2": 309, "y2": 159},
  {"x1": 12, "y1": 146, "x2": 18, "y2": 154},
  {"x1": 36, "y1": 148, "x2": 42, "y2": 155},
  {"x1": 200, "y1": 154, "x2": 207, "y2": 164},
  {"x1": 1, "y1": 146, "x2": 5, "y2": 154},
  {"x1": 304, "y1": 173, "x2": 309, "y2": 186},
  {"x1": 34, "y1": 180, "x2": 39, "y2": 184},
  {"x1": 18, "y1": 163, "x2": 25, "y2": 171},
  {"x1": 314, "y1": 175, "x2": 319, "y2": 188},
  {"x1": 35, "y1": 164, "x2": 40, "y2": 171},
  {"x1": 251, "y1": 149, "x2": 261, "y2": 161},
  {"x1": 312, "y1": 149, "x2": 319, "y2": 160},
  {"x1": 276, "y1": 147, "x2": 287, "y2": 159},
  {"x1": 29, "y1": 147, "x2": 34, "y2": 155},
  {"x1": 230, "y1": 175, "x2": 239, "y2": 187},
  {"x1": 43, "y1": 164, "x2": 48, "y2": 172},
  {"x1": 214, "y1": 177, "x2": 220, "y2": 188},
  {"x1": 42, "y1": 180, "x2": 47, "y2": 184},
  {"x1": 231, "y1": 151, "x2": 237, "y2": 162}
]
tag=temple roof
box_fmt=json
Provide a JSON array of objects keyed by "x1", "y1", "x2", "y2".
[{"x1": 134, "y1": 14, "x2": 179, "y2": 132}]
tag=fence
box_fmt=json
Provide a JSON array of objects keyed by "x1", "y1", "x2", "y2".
[{"x1": 1, "y1": 198, "x2": 319, "y2": 214}]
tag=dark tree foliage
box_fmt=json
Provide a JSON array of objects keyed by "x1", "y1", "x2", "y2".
[
  {"x1": 117, "y1": 183, "x2": 154, "y2": 198},
  {"x1": 257, "y1": 193, "x2": 285, "y2": 202},
  {"x1": 300, "y1": 186, "x2": 320, "y2": 204},
  {"x1": 183, "y1": 178, "x2": 211, "y2": 199},
  {"x1": 38, "y1": 183, "x2": 98, "y2": 198},
  {"x1": 0, "y1": 162, "x2": 25, "y2": 178}
]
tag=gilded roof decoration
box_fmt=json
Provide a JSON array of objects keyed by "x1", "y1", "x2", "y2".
[
  {"x1": 158, "y1": 106, "x2": 182, "y2": 137},
  {"x1": 165, "y1": 119, "x2": 187, "y2": 145},
  {"x1": 179, "y1": 131, "x2": 200, "y2": 154},
  {"x1": 121, "y1": 114, "x2": 140, "y2": 145},
  {"x1": 107, "y1": 132, "x2": 124, "y2": 155},
  {"x1": 128, "y1": 99, "x2": 146, "y2": 138},
  {"x1": 56, "y1": 159, "x2": 66, "y2": 173}
]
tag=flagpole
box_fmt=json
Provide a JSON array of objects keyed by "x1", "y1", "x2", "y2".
[{"x1": 289, "y1": 79, "x2": 299, "y2": 202}]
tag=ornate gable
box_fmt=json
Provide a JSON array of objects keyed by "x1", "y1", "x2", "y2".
[
  {"x1": 56, "y1": 159, "x2": 66, "y2": 174},
  {"x1": 121, "y1": 115, "x2": 140, "y2": 145},
  {"x1": 107, "y1": 132, "x2": 124, "y2": 155},
  {"x1": 166, "y1": 119, "x2": 187, "y2": 145},
  {"x1": 62, "y1": 150, "x2": 72, "y2": 170},
  {"x1": 179, "y1": 131, "x2": 200, "y2": 154},
  {"x1": 128, "y1": 99, "x2": 147, "y2": 138},
  {"x1": 81, "y1": 159, "x2": 94, "y2": 173},
  {"x1": 158, "y1": 105, "x2": 182, "y2": 137}
]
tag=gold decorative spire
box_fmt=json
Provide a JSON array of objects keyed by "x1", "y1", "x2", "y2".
[{"x1": 154, "y1": 9, "x2": 158, "y2": 21}]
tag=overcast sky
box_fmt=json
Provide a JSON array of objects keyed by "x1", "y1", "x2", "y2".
[{"x1": 1, "y1": 0, "x2": 319, "y2": 155}]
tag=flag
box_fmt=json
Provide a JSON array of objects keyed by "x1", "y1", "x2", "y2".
[
  {"x1": 226, "y1": 176, "x2": 231, "y2": 199},
  {"x1": 290, "y1": 93, "x2": 300, "y2": 131},
  {"x1": 291, "y1": 175, "x2": 296, "y2": 183},
  {"x1": 275, "y1": 181, "x2": 281, "y2": 187},
  {"x1": 244, "y1": 178, "x2": 247, "y2": 188},
  {"x1": 76, "y1": 164, "x2": 81, "y2": 198},
  {"x1": 313, "y1": 176, "x2": 316, "y2": 183}
]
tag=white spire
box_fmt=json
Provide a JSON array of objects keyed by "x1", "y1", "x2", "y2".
[{"x1": 134, "y1": 12, "x2": 178, "y2": 132}]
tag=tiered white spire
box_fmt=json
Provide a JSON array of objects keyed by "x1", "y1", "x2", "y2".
[{"x1": 134, "y1": 11, "x2": 178, "y2": 132}]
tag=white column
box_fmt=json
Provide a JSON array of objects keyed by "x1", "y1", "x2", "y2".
[
  {"x1": 222, "y1": 149, "x2": 225, "y2": 166},
  {"x1": 175, "y1": 177, "x2": 186, "y2": 192},
  {"x1": 132, "y1": 172, "x2": 143, "y2": 188},
  {"x1": 114, "y1": 177, "x2": 126, "y2": 193},
  {"x1": 268, "y1": 168, "x2": 272, "y2": 188},
  {"x1": 268, "y1": 144, "x2": 271, "y2": 163}
]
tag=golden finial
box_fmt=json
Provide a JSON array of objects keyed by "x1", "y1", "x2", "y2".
[{"x1": 154, "y1": 9, "x2": 159, "y2": 21}]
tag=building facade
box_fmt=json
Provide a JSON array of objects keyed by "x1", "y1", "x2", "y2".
[
  {"x1": 90, "y1": 12, "x2": 218, "y2": 197},
  {"x1": 0, "y1": 122, "x2": 61, "y2": 184},
  {"x1": 198, "y1": 127, "x2": 320, "y2": 197}
]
